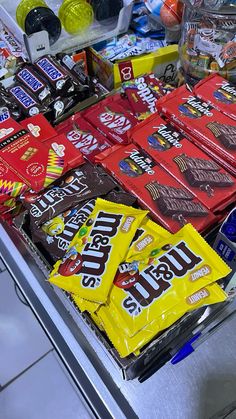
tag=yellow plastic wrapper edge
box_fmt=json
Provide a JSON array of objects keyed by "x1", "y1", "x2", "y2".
[{"x1": 98, "y1": 283, "x2": 227, "y2": 358}]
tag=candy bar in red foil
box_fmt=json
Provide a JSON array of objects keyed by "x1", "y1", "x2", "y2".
[
  {"x1": 122, "y1": 73, "x2": 174, "y2": 120},
  {"x1": 130, "y1": 113, "x2": 236, "y2": 213},
  {"x1": 56, "y1": 113, "x2": 112, "y2": 162},
  {"x1": 20, "y1": 114, "x2": 57, "y2": 141},
  {"x1": 83, "y1": 97, "x2": 138, "y2": 145},
  {"x1": 97, "y1": 144, "x2": 216, "y2": 233},
  {"x1": 157, "y1": 86, "x2": 236, "y2": 169},
  {"x1": 0, "y1": 117, "x2": 83, "y2": 192},
  {"x1": 193, "y1": 74, "x2": 236, "y2": 121}
]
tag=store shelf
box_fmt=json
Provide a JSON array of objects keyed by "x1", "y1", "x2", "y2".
[{"x1": 0, "y1": 1, "x2": 133, "y2": 60}]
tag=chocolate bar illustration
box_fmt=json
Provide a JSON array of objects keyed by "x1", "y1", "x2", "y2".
[
  {"x1": 173, "y1": 154, "x2": 220, "y2": 173},
  {"x1": 145, "y1": 182, "x2": 193, "y2": 201},
  {"x1": 184, "y1": 169, "x2": 234, "y2": 188},
  {"x1": 157, "y1": 197, "x2": 208, "y2": 217},
  {"x1": 206, "y1": 122, "x2": 236, "y2": 150}
]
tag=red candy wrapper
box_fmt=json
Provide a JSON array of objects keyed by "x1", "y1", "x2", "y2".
[
  {"x1": 122, "y1": 73, "x2": 174, "y2": 120},
  {"x1": 0, "y1": 160, "x2": 28, "y2": 204},
  {"x1": 56, "y1": 113, "x2": 112, "y2": 162},
  {"x1": 83, "y1": 97, "x2": 138, "y2": 145},
  {"x1": 96, "y1": 144, "x2": 216, "y2": 233},
  {"x1": 131, "y1": 113, "x2": 236, "y2": 213},
  {"x1": 0, "y1": 117, "x2": 84, "y2": 192},
  {"x1": 20, "y1": 114, "x2": 57, "y2": 141},
  {"x1": 157, "y1": 86, "x2": 236, "y2": 169},
  {"x1": 193, "y1": 74, "x2": 236, "y2": 121}
]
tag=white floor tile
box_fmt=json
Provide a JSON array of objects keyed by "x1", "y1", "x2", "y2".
[
  {"x1": 0, "y1": 271, "x2": 52, "y2": 386},
  {"x1": 0, "y1": 351, "x2": 92, "y2": 419}
]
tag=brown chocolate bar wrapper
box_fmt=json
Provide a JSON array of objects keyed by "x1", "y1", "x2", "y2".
[
  {"x1": 173, "y1": 154, "x2": 220, "y2": 173},
  {"x1": 25, "y1": 163, "x2": 117, "y2": 227}
]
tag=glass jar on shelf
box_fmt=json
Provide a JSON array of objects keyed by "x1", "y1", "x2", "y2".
[{"x1": 179, "y1": 3, "x2": 236, "y2": 85}]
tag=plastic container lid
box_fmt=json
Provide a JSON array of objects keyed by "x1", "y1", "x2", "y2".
[{"x1": 25, "y1": 6, "x2": 62, "y2": 45}]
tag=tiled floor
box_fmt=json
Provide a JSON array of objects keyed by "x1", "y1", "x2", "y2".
[{"x1": 0, "y1": 266, "x2": 92, "y2": 419}]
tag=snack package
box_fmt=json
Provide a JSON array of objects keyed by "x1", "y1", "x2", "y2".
[
  {"x1": 20, "y1": 114, "x2": 57, "y2": 141},
  {"x1": 34, "y1": 55, "x2": 74, "y2": 95},
  {"x1": 0, "y1": 116, "x2": 84, "y2": 192},
  {"x1": 157, "y1": 85, "x2": 236, "y2": 169},
  {"x1": 56, "y1": 113, "x2": 112, "y2": 162},
  {"x1": 103, "y1": 223, "x2": 230, "y2": 339},
  {"x1": 49, "y1": 198, "x2": 148, "y2": 303},
  {"x1": 122, "y1": 73, "x2": 174, "y2": 120},
  {"x1": 72, "y1": 294, "x2": 100, "y2": 313},
  {"x1": 83, "y1": 97, "x2": 138, "y2": 145},
  {"x1": 98, "y1": 282, "x2": 227, "y2": 358},
  {"x1": 193, "y1": 74, "x2": 236, "y2": 121},
  {"x1": 131, "y1": 113, "x2": 236, "y2": 212},
  {"x1": 0, "y1": 160, "x2": 28, "y2": 204},
  {"x1": 24, "y1": 164, "x2": 117, "y2": 227},
  {"x1": 15, "y1": 65, "x2": 52, "y2": 105},
  {"x1": 32, "y1": 187, "x2": 137, "y2": 261},
  {"x1": 97, "y1": 144, "x2": 216, "y2": 233}
]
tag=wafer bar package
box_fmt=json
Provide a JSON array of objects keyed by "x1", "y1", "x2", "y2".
[
  {"x1": 131, "y1": 113, "x2": 236, "y2": 212},
  {"x1": 97, "y1": 144, "x2": 216, "y2": 233},
  {"x1": 83, "y1": 97, "x2": 138, "y2": 145},
  {"x1": 157, "y1": 86, "x2": 236, "y2": 168},
  {"x1": 24, "y1": 164, "x2": 117, "y2": 226},
  {"x1": 107, "y1": 224, "x2": 230, "y2": 337},
  {"x1": 194, "y1": 74, "x2": 236, "y2": 121},
  {"x1": 0, "y1": 117, "x2": 84, "y2": 192},
  {"x1": 0, "y1": 160, "x2": 28, "y2": 204},
  {"x1": 20, "y1": 114, "x2": 57, "y2": 141},
  {"x1": 49, "y1": 198, "x2": 148, "y2": 303},
  {"x1": 56, "y1": 113, "x2": 112, "y2": 162}
]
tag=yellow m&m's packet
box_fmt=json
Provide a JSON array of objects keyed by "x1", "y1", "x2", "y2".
[
  {"x1": 98, "y1": 282, "x2": 227, "y2": 358},
  {"x1": 49, "y1": 198, "x2": 148, "y2": 303},
  {"x1": 107, "y1": 223, "x2": 231, "y2": 338}
]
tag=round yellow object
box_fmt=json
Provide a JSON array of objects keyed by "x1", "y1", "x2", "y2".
[
  {"x1": 62, "y1": 0, "x2": 94, "y2": 34},
  {"x1": 16, "y1": 0, "x2": 47, "y2": 29}
]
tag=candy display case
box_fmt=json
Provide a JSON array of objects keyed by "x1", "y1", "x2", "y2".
[
  {"x1": 0, "y1": 0, "x2": 133, "y2": 60},
  {"x1": 179, "y1": 4, "x2": 236, "y2": 85}
]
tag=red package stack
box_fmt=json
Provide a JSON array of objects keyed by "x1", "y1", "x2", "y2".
[
  {"x1": 55, "y1": 113, "x2": 112, "y2": 162},
  {"x1": 83, "y1": 96, "x2": 138, "y2": 145},
  {"x1": 193, "y1": 74, "x2": 236, "y2": 121},
  {"x1": 157, "y1": 85, "x2": 236, "y2": 171},
  {"x1": 96, "y1": 144, "x2": 216, "y2": 233},
  {"x1": 130, "y1": 113, "x2": 236, "y2": 213}
]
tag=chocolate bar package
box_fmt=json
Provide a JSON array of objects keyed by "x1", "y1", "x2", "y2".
[
  {"x1": 157, "y1": 86, "x2": 236, "y2": 169},
  {"x1": 83, "y1": 96, "x2": 138, "y2": 145},
  {"x1": 20, "y1": 114, "x2": 57, "y2": 141},
  {"x1": 131, "y1": 113, "x2": 236, "y2": 213},
  {"x1": 0, "y1": 116, "x2": 84, "y2": 192},
  {"x1": 24, "y1": 163, "x2": 117, "y2": 227},
  {"x1": 31, "y1": 187, "x2": 136, "y2": 261},
  {"x1": 56, "y1": 113, "x2": 112, "y2": 162},
  {"x1": 15, "y1": 65, "x2": 52, "y2": 105},
  {"x1": 194, "y1": 74, "x2": 236, "y2": 121},
  {"x1": 97, "y1": 144, "x2": 216, "y2": 233},
  {"x1": 8, "y1": 84, "x2": 47, "y2": 117},
  {"x1": 0, "y1": 160, "x2": 28, "y2": 205}
]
